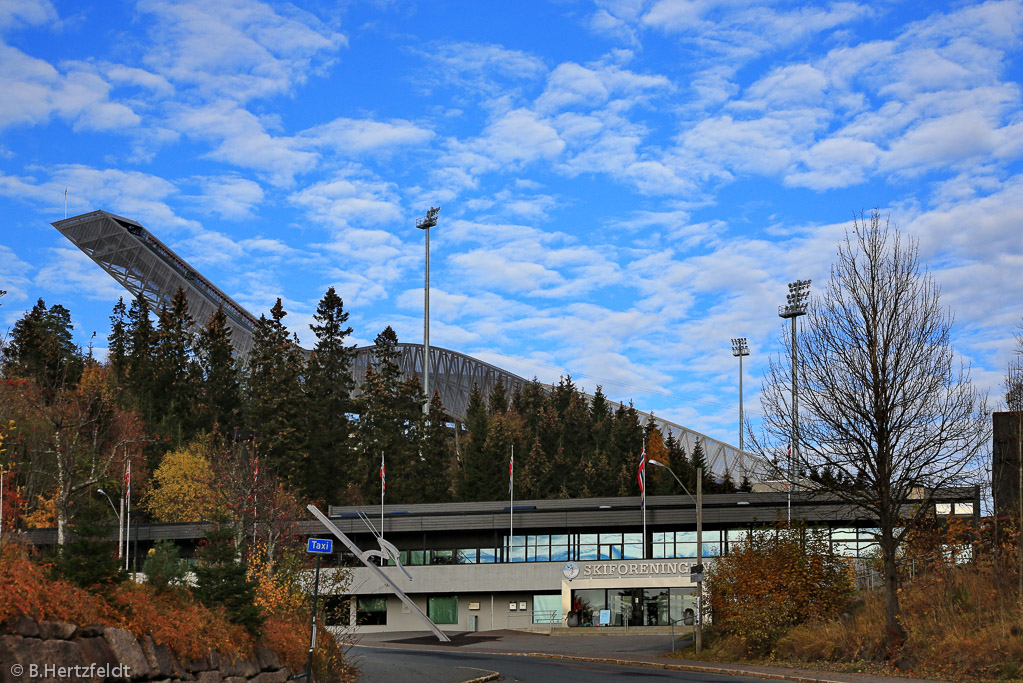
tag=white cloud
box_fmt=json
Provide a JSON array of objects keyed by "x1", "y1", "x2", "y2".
[
  {"x1": 0, "y1": 244, "x2": 34, "y2": 312},
  {"x1": 193, "y1": 175, "x2": 264, "y2": 220},
  {"x1": 288, "y1": 171, "x2": 403, "y2": 229},
  {"x1": 417, "y1": 41, "x2": 547, "y2": 96},
  {"x1": 535, "y1": 61, "x2": 672, "y2": 114},
  {"x1": 0, "y1": 0, "x2": 57, "y2": 32},
  {"x1": 0, "y1": 165, "x2": 200, "y2": 234},
  {"x1": 137, "y1": 0, "x2": 345, "y2": 103},
  {"x1": 299, "y1": 117, "x2": 434, "y2": 154},
  {"x1": 35, "y1": 247, "x2": 127, "y2": 302},
  {"x1": 0, "y1": 44, "x2": 141, "y2": 131},
  {"x1": 171, "y1": 101, "x2": 316, "y2": 186}
]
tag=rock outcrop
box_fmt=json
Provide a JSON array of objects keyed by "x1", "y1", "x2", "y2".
[{"x1": 0, "y1": 618, "x2": 291, "y2": 683}]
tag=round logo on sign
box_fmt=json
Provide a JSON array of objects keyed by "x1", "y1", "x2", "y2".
[{"x1": 563, "y1": 561, "x2": 580, "y2": 580}]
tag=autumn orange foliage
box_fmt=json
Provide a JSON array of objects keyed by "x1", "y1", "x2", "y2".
[
  {"x1": 1, "y1": 546, "x2": 258, "y2": 662},
  {"x1": 706, "y1": 522, "x2": 855, "y2": 655},
  {"x1": 776, "y1": 517, "x2": 1023, "y2": 680}
]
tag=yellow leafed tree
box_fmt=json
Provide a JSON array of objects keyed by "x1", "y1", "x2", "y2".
[{"x1": 146, "y1": 446, "x2": 220, "y2": 522}]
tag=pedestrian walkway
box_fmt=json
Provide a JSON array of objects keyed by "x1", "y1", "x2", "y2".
[{"x1": 354, "y1": 630, "x2": 952, "y2": 683}]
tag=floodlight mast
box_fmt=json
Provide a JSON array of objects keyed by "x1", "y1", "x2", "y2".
[
  {"x1": 778, "y1": 279, "x2": 811, "y2": 515},
  {"x1": 731, "y1": 337, "x2": 750, "y2": 482},
  {"x1": 415, "y1": 207, "x2": 440, "y2": 415}
]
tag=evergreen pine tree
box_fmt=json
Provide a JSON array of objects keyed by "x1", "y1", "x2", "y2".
[
  {"x1": 487, "y1": 376, "x2": 508, "y2": 415},
  {"x1": 688, "y1": 439, "x2": 712, "y2": 492},
  {"x1": 108, "y1": 297, "x2": 129, "y2": 386},
  {"x1": 52, "y1": 505, "x2": 124, "y2": 590},
  {"x1": 304, "y1": 287, "x2": 357, "y2": 505},
  {"x1": 193, "y1": 525, "x2": 264, "y2": 634},
  {"x1": 356, "y1": 327, "x2": 419, "y2": 502},
  {"x1": 153, "y1": 288, "x2": 200, "y2": 442},
  {"x1": 456, "y1": 385, "x2": 491, "y2": 500},
  {"x1": 246, "y1": 299, "x2": 305, "y2": 484},
  {"x1": 125, "y1": 296, "x2": 156, "y2": 415},
  {"x1": 414, "y1": 392, "x2": 455, "y2": 503},
  {"x1": 609, "y1": 403, "x2": 643, "y2": 496},
  {"x1": 2, "y1": 299, "x2": 84, "y2": 391},
  {"x1": 196, "y1": 306, "x2": 241, "y2": 432}
]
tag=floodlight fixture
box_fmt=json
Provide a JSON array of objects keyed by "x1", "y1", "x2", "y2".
[
  {"x1": 778, "y1": 279, "x2": 811, "y2": 318},
  {"x1": 416, "y1": 206, "x2": 440, "y2": 230},
  {"x1": 731, "y1": 337, "x2": 749, "y2": 357}
]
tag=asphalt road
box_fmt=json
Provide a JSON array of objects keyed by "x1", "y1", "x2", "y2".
[{"x1": 352, "y1": 645, "x2": 776, "y2": 683}]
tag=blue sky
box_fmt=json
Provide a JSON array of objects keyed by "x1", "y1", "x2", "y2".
[{"x1": 1, "y1": 0, "x2": 1021, "y2": 447}]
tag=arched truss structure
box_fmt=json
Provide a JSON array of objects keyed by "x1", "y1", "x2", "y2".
[
  {"x1": 53, "y1": 211, "x2": 772, "y2": 481},
  {"x1": 352, "y1": 343, "x2": 774, "y2": 481}
]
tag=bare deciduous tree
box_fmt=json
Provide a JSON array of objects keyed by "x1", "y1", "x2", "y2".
[{"x1": 760, "y1": 210, "x2": 985, "y2": 652}]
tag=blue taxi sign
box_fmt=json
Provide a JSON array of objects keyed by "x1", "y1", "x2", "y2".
[{"x1": 306, "y1": 538, "x2": 333, "y2": 554}]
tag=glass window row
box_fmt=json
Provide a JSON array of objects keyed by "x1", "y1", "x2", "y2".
[{"x1": 379, "y1": 526, "x2": 885, "y2": 566}]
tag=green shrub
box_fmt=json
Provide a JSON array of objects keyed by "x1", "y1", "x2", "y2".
[{"x1": 143, "y1": 540, "x2": 188, "y2": 592}]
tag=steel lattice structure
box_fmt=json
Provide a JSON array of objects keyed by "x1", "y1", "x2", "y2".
[
  {"x1": 53, "y1": 211, "x2": 259, "y2": 356},
  {"x1": 53, "y1": 210, "x2": 772, "y2": 481}
]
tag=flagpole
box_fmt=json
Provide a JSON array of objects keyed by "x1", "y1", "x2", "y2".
[
  {"x1": 252, "y1": 456, "x2": 259, "y2": 544},
  {"x1": 124, "y1": 461, "x2": 131, "y2": 572},
  {"x1": 509, "y1": 444, "x2": 514, "y2": 561},
  {"x1": 637, "y1": 441, "x2": 647, "y2": 560},
  {"x1": 380, "y1": 451, "x2": 385, "y2": 535},
  {"x1": 642, "y1": 447, "x2": 647, "y2": 560}
]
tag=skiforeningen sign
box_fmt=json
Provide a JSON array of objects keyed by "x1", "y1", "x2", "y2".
[{"x1": 578, "y1": 560, "x2": 703, "y2": 579}]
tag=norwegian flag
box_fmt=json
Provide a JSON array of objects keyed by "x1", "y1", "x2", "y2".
[
  {"x1": 253, "y1": 457, "x2": 259, "y2": 485},
  {"x1": 508, "y1": 448, "x2": 514, "y2": 494},
  {"x1": 380, "y1": 455, "x2": 386, "y2": 494},
  {"x1": 125, "y1": 461, "x2": 131, "y2": 501},
  {"x1": 637, "y1": 446, "x2": 647, "y2": 506}
]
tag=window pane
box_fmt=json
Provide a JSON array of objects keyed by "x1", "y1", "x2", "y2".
[
  {"x1": 599, "y1": 544, "x2": 621, "y2": 560},
  {"x1": 550, "y1": 546, "x2": 569, "y2": 561},
  {"x1": 532, "y1": 594, "x2": 562, "y2": 624},
  {"x1": 432, "y1": 550, "x2": 454, "y2": 565},
  {"x1": 551, "y1": 534, "x2": 568, "y2": 546},
  {"x1": 456, "y1": 549, "x2": 477, "y2": 564},
  {"x1": 579, "y1": 533, "x2": 598, "y2": 544},
  {"x1": 623, "y1": 533, "x2": 642, "y2": 544},
  {"x1": 509, "y1": 546, "x2": 526, "y2": 562},
  {"x1": 479, "y1": 548, "x2": 497, "y2": 564},
  {"x1": 408, "y1": 550, "x2": 426, "y2": 565},
  {"x1": 676, "y1": 542, "x2": 697, "y2": 558},
  {"x1": 427, "y1": 596, "x2": 458, "y2": 624},
  {"x1": 357, "y1": 596, "x2": 386, "y2": 626},
  {"x1": 579, "y1": 544, "x2": 598, "y2": 560},
  {"x1": 623, "y1": 543, "x2": 642, "y2": 559},
  {"x1": 600, "y1": 533, "x2": 623, "y2": 543}
]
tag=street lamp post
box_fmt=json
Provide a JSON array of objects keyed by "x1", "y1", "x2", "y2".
[
  {"x1": 778, "y1": 279, "x2": 811, "y2": 521},
  {"x1": 96, "y1": 488, "x2": 123, "y2": 560},
  {"x1": 415, "y1": 207, "x2": 440, "y2": 415},
  {"x1": 730, "y1": 337, "x2": 750, "y2": 483},
  {"x1": 648, "y1": 459, "x2": 703, "y2": 654}
]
